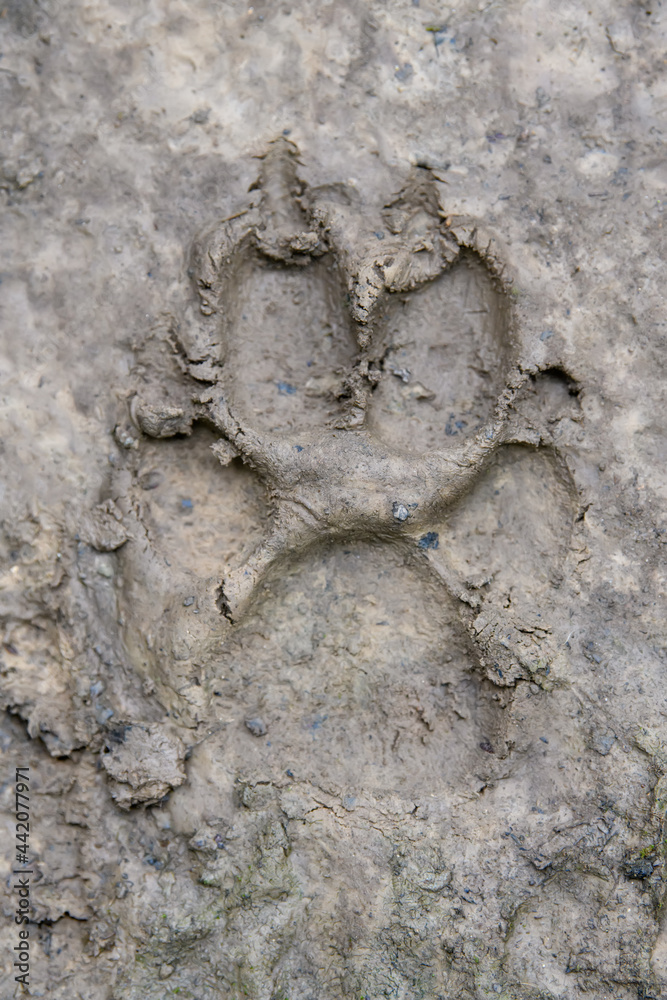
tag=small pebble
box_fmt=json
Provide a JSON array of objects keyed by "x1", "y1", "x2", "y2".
[
  {"x1": 622, "y1": 858, "x2": 653, "y2": 879},
  {"x1": 392, "y1": 502, "x2": 410, "y2": 522},
  {"x1": 139, "y1": 469, "x2": 163, "y2": 490},
  {"x1": 114, "y1": 425, "x2": 138, "y2": 450},
  {"x1": 245, "y1": 717, "x2": 267, "y2": 737}
]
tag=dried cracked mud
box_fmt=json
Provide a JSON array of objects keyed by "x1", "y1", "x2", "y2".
[{"x1": 2, "y1": 2, "x2": 667, "y2": 999}]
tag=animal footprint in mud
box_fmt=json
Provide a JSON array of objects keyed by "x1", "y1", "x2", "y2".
[
  {"x1": 130, "y1": 139, "x2": 579, "y2": 677},
  {"x1": 111, "y1": 142, "x2": 586, "y2": 1000}
]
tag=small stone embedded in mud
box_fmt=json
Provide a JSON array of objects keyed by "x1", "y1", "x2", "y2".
[
  {"x1": 133, "y1": 399, "x2": 193, "y2": 438},
  {"x1": 418, "y1": 532, "x2": 439, "y2": 549},
  {"x1": 183, "y1": 596, "x2": 195, "y2": 607},
  {"x1": 479, "y1": 741, "x2": 494, "y2": 753},
  {"x1": 95, "y1": 558, "x2": 114, "y2": 578},
  {"x1": 394, "y1": 62, "x2": 413, "y2": 82},
  {"x1": 536, "y1": 85, "x2": 550, "y2": 107},
  {"x1": 78, "y1": 498, "x2": 129, "y2": 551},
  {"x1": 114, "y1": 424, "x2": 138, "y2": 450},
  {"x1": 402, "y1": 381, "x2": 435, "y2": 401},
  {"x1": 138, "y1": 469, "x2": 163, "y2": 490},
  {"x1": 245, "y1": 716, "x2": 267, "y2": 737},
  {"x1": 590, "y1": 727, "x2": 616, "y2": 755},
  {"x1": 622, "y1": 857, "x2": 654, "y2": 879},
  {"x1": 392, "y1": 502, "x2": 410, "y2": 521}
]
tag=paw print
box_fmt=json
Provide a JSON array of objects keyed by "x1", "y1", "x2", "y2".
[
  {"x1": 113, "y1": 141, "x2": 589, "y2": 996},
  {"x1": 130, "y1": 139, "x2": 576, "y2": 689},
  {"x1": 130, "y1": 141, "x2": 579, "y2": 703}
]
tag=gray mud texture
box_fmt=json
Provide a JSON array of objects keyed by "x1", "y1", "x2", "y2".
[{"x1": 1, "y1": 2, "x2": 667, "y2": 999}]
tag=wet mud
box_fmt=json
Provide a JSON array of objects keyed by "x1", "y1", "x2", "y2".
[{"x1": 1, "y1": 3, "x2": 667, "y2": 999}]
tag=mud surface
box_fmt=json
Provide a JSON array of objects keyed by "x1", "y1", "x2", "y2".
[{"x1": 2, "y1": 2, "x2": 667, "y2": 998}]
